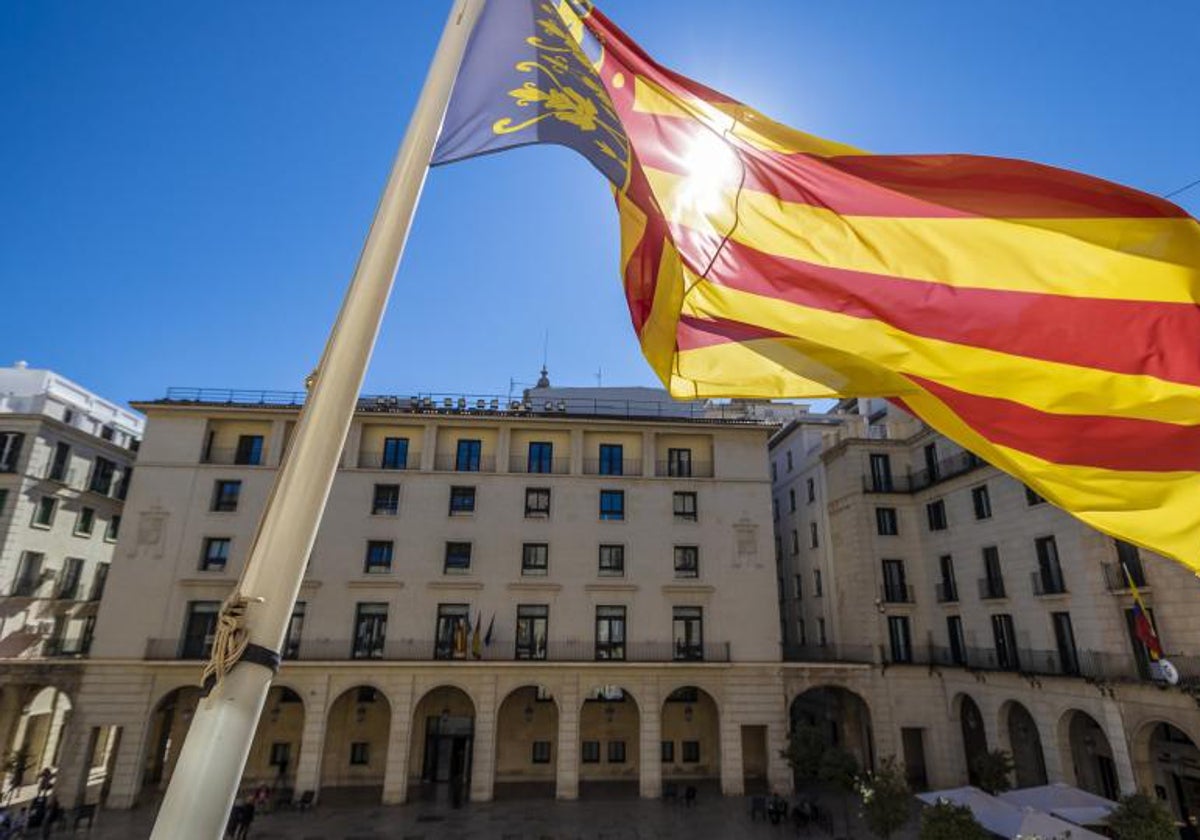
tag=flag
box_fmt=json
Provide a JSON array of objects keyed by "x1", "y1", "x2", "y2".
[
  {"x1": 484, "y1": 613, "x2": 495, "y2": 647},
  {"x1": 472, "y1": 610, "x2": 483, "y2": 659},
  {"x1": 1125, "y1": 566, "x2": 1163, "y2": 660},
  {"x1": 433, "y1": 1, "x2": 1200, "y2": 573}
]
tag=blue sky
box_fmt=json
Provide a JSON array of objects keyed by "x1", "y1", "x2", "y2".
[{"x1": 2, "y1": 1, "x2": 1198, "y2": 409}]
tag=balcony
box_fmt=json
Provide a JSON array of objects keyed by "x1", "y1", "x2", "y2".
[
  {"x1": 508, "y1": 456, "x2": 570, "y2": 475},
  {"x1": 357, "y1": 451, "x2": 418, "y2": 470},
  {"x1": 200, "y1": 448, "x2": 264, "y2": 466},
  {"x1": 432, "y1": 454, "x2": 497, "y2": 472},
  {"x1": 978, "y1": 576, "x2": 1007, "y2": 600},
  {"x1": 1102, "y1": 562, "x2": 1148, "y2": 592},
  {"x1": 1031, "y1": 570, "x2": 1068, "y2": 597},
  {"x1": 654, "y1": 461, "x2": 714, "y2": 478},
  {"x1": 862, "y1": 451, "x2": 987, "y2": 495},
  {"x1": 583, "y1": 459, "x2": 643, "y2": 477},
  {"x1": 935, "y1": 581, "x2": 959, "y2": 603},
  {"x1": 880, "y1": 583, "x2": 914, "y2": 604},
  {"x1": 782, "y1": 643, "x2": 878, "y2": 664},
  {"x1": 43, "y1": 636, "x2": 92, "y2": 658}
]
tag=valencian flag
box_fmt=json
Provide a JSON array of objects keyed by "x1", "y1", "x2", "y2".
[
  {"x1": 1126, "y1": 569, "x2": 1163, "y2": 661},
  {"x1": 433, "y1": 1, "x2": 1200, "y2": 573}
]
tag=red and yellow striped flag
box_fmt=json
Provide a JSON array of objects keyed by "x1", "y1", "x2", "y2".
[{"x1": 434, "y1": 1, "x2": 1200, "y2": 572}]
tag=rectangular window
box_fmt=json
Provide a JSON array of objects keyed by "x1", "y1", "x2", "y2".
[
  {"x1": 525, "y1": 487, "x2": 551, "y2": 518},
  {"x1": 364, "y1": 540, "x2": 393, "y2": 574},
  {"x1": 1024, "y1": 485, "x2": 1045, "y2": 506},
  {"x1": 49, "y1": 442, "x2": 70, "y2": 482},
  {"x1": 13, "y1": 552, "x2": 43, "y2": 596},
  {"x1": 1115, "y1": 540, "x2": 1146, "y2": 587},
  {"x1": 938, "y1": 554, "x2": 958, "y2": 602},
  {"x1": 531, "y1": 741, "x2": 552, "y2": 764},
  {"x1": 875, "y1": 507, "x2": 898, "y2": 536},
  {"x1": 270, "y1": 743, "x2": 292, "y2": 768},
  {"x1": 32, "y1": 496, "x2": 56, "y2": 527},
  {"x1": 673, "y1": 491, "x2": 697, "y2": 521},
  {"x1": 434, "y1": 603, "x2": 470, "y2": 660},
  {"x1": 381, "y1": 436, "x2": 409, "y2": 469},
  {"x1": 57, "y1": 557, "x2": 84, "y2": 600},
  {"x1": 809, "y1": 522, "x2": 819, "y2": 548},
  {"x1": 522, "y1": 543, "x2": 548, "y2": 575},
  {"x1": 515, "y1": 604, "x2": 549, "y2": 660},
  {"x1": 105, "y1": 514, "x2": 121, "y2": 542},
  {"x1": 791, "y1": 530, "x2": 799, "y2": 555},
  {"x1": 868, "y1": 453, "x2": 893, "y2": 492},
  {"x1": 982, "y1": 546, "x2": 1005, "y2": 599},
  {"x1": 0, "y1": 432, "x2": 25, "y2": 472},
  {"x1": 789, "y1": 489, "x2": 796, "y2": 512},
  {"x1": 598, "y1": 443, "x2": 623, "y2": 476},
  {"x1": 89, "y1": 562, "x2": 109, "y2": 601},
  {"x1": 581, "y1": 741, "x2": 601, "y2": 763},
  {"x1": 201, "y1": 537, "x2": 230, "y2": 571},
  {"x1": 284, "y1": 601, "x2": 305, "y2": 659},
  {"x1": 0, "y1": 488, "x2": 7, "y2": 515},
  {"x1": 595, "y1": 606, "x2": 626, "y2": 660},
  {"x1": 947, "y1": 615, "x2": 966, "y2": 666},
  {"x1": 661, "y1": 741, "x2": 675, "y2": 763},
  {"x1": 818, "y1": 617, "x2": 827, "y2": 646},
  {"x1": 672, "y1": 606, "x2": 704, "y2": 660},
  {"x1": 100, "y1": 425, "x2": 115, "y2": 442},
  {"x1": 444, "y1": 542, "x2": 472, "y2": 573},
  {"x1": 449, "y1": 485, "x2": 476, "y2": 514},
  {"x1": 371, "y1": 484, "x2": 400, "y2": 515},
  {"x1": 926, "y1": 499, "x2": 947, "y2": 531},
  {"x1": 1035, "y1": 535, "x2": 1066, "y2": 594},
  {"x1": 673, "y1": 545, "x2": 699, "y2": 578},
  {"x1": 455, "y1": 439, "x2": 482, "y2": 472},
  {"x1": 972, "y1": 484, "x2": 992, "y2": 520},
  {"x1": 89, "y1": 457, "x2": 116, "y2": 495},
  {"x1": 794, "y1": 574, "x2": 803, "y2": 599},
  {"x1": 607, "y1": 741, "x2": 627, "y2": 763},
  {"x1": 352, "y1": 603, "x2": 388, "y2": 659},
  {"x1": 797, "y1": 618, "x2": 806, "y2": 646},
  {"x1": 813, "y1": 569, "x2": 823, "y2": 597},
  {"x1": 234, "y1": 435, "x2": 263, "y2": 465},
  {"x1": 667, "y1": 448, "x2": 692, "y2": 477},
  {"x1": 1124, "y1": 607, "x2": 1158, "y2": 680},
  {"x1": 181, "y1": 601, "x2": 221, "y2": 659},
  {"x1": 682, "y1": 741, "x2": 701, "y2": 763},
  {"x1": 349, "y1": 742, "x2": 370, "y2": 765},
  {"x1": 1052, "y1": 611, "x2": 1080, "y2": 676},
  {"x1": 114, "y1": 466, "x2": 132, "y2": 501},
  {"x1": 882, "y1": 559, "x2": 908, "y2": 603},
  {"x1": 786, "y1": 451, "x2": 794, "y2": 472},
  {"x1": 806, "y1": 477, "x2": 815, "y2": 503},
  {"x1": 528, "y1": 441, "x2": 554, "y2": 474},
  {"x1": 992, "y1": 613, "x2": 1020, "y2": 671},
  {"x1": 888, "y1": 616, "x2": 912, "y2": 663},
  {"x1": 599, "y1": 489, "x2": 625, "y2": 521},
  {"x1": 211, "y1": 480, "x2": 241, "y2": 512},
  {"x1": 598, "y1": 545, "x2": 624, "y2": 577}
]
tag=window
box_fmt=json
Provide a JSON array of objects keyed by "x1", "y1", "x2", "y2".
[
  {"x1": 105, "y1": 514, "x2": 121, "y2": 542},
  {"x1": 12, "y1": 552, "x2": 43, "y2": 596},
  {"x1": 234, "y1": 435, "x2": 263, "y2": 465},
  {"x1": 947, "y1": 616, "x2": 966, "y2": 666},
  {"x1": 806, "y1": 477, "x2": 815, "y2": 503},
  {"x1": 434, "y1": 603, "x2": 470, "y2": 660},
  {"x1": 89, "y1": 562, "x2": 109, "y2": 601},
  {"x1": 797, "y1": 618, "x2": 806, "y2": 646},
  {"x1": 673, "y1": 491, "x2": 697, "y2": 521},
  {"x1": 455, "y1": 439, "x2": 482, "y2": 471},
  {"x1": 661, "y1": 741, "x2": 675, "y2": 763},
  {"x1": 364, "y1": 540, "x2": 393, "y2": 574},
  {"x1": 667, "y1": 447, "x2": 692, "y2": 477},
  {"x1": 522, "y1": 543, "x2": 548, "y2": 575},
  {"x1": 0, "y1": 432, "x2": 24, "y2": 472},
  {"x1": 1115, "y1": 540, "x2": 1146, "y2": 587},
  {"x1": 599, "y1": 490, "x2": 625, "y2": 521},
  {"x1": 0, "y1": 488, "x2": 6, "y2": 515},
  {"x1": 349, "y1": 742, "x2": 370, "y2": 765},
  {"x1": 352, "y1": 603, "x2": 388, "y2": 659},
  {"x1": 982, "y1": 546, "x2": 1005, "y2": 598},
  {"x1": 971, "y1": 485, "x2": 992, "y2": 520},
  {"x1": 444, "y1": 542, "x2": 472, "y2": 573},
  {"x1": 673, "y1": 545, "x2": 699, "y2": 578},
  {"x1": 201, "y1": 538, "x2": 230, "y2": 572},
  {"x1": 1124, "y1": 607, "x2": 1159, "y2": 680},
  {"x1": 938, "y1": 554, "x2": 958, "y2": 602},
  {"x1": 515, "y1": 604, "x2": 548, "y2": 660},
  {"x1": 100, "y1": 425, "x2": 115, "y2": 442},
  {"x1": 817, "y1": 617, "x2": 827, "y2": 646},
  {"x1": 881, "y1": 559, "x2": 908, "y2": 603},
  {"x1": 790, "y1": 530, "x2": 799, "y2": 555},
  {"x1": 786, "y1": 451, "x2": 794, "y2": 472},
  {"x1": 381, "y1": 436, "x2": 409, "y2": 469},
  {"x1": 270, "y1": 743, "x2": 292, "y2": 768},
  {"x1": 682, "y1": 741, "x2": 701, "y2": 763},
  {"x1": 813, "y1": 569, "x2": 823, "y2": 597},
  {"x1": 49, "y1": 442, "x2": 70, "y2": 482},
  {"x1": 57, "y1": 557, "x2": 84, "y2": 600},
  {"x1": 284, "y1": 602, "x2": 305, "y2": 659},
  {"x1": 72, "y1": 506, "x2": 95, "y2": 537},
  {"x1": 923, "y1": 443, "x2": 940, "y2": 482},
  {"x1": 528, "y1": 441, "x2": 553, "y2": 474},
  {"x1": 531, "y1": 741, "x2": 552, "y2": 764},
  {"x1": 525, "y1": 487, "x2": 551, "y2": 518},
  {"x1": 598, "y1": 444, "x2": 623, "y2": 476},
  {"x1": 772, "y1": 497, "x2": 779, "y2": 521},
  {"x1": 926, "y1": 499, "x2": 947, "y2": 531},
  {"x1": 595, "y1": 606, "x2": 626, "y2": 660},
  {"x1": 992, "y1": 613, "x2": 1019, "y2": 670},
  {"x1": 794, "y1": 574, "x2": 803, "y2": 599},
  {"x1": 875, "y1": 507, "x2": 898, "y2": 536},
  {"x1": 888, "y1": 616, "x2": 912, "y2": 663},
  {"x1": 607, "y1": 741, "x2": 627, "y2": 763},
  {"x1": 32, "y1": 496, "x2": 56, "y2": 527},
  {"x1": 89, "y1": 457, "x2": 116, "y2": 495},
  {"x1": 672, "y1": 606, "x2": 703, "y2": 660},
  {"x1": 598, "y1": 545, "x2": 624, "y2": 577},
  {"x1": 449, "y1": 485, "x2": 476, "y2": 514},
  {"x1": 771, "y1": 462, "x2": 777, "y2": 482},
  {"x1": 114, "y1": 467, "x2": 132, "y2": 500},
  {"x1": 868, "y1": 453, "x2": 893, "y2": 492},
  {"x1": 1024, "y1": 485, "x2": 1045, "y2": 506},
  {"x1": 788, "y1": 489, "x2": 796, "y2": 512},
  {"x1": 211, "y1": 480, "x2": 241, "y2": 512},
  {"x1": 372, "y1": 484, "x2": 399, "y2": 515},
  {"x1": 1052, "y1": 612, "x2": 1080, "y2": 675},
  {"x1": 1035, "y1": 536, "x2": 1066, "y2": 594},
  {"x1": 181, "y1": 601, "x2": 220, "y2": 658},
  {"x1": 809, "y1": 522, "x2": 819, "y2": 548},
  {"x1": 581, "y1": 741, "x2": 601, "y2": 763}
]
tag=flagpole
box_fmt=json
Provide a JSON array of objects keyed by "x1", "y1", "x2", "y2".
[{"x1": 150, "y1": 2, "x2": 485, "y2": 837}]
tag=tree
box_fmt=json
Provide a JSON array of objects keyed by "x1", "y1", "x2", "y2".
[
  {"x1": 970, "y1": 749, "x2": 1014, "y2": 795},
  {"x1": 858, "y1": 756, "x2": 911, "y2": 839},
  {"x1": 820, "y1": 747, "x2": 860, "y2": 839},
  {"x1": 919, "y1": 799, "x2": 989, "y2": 840},
  {"x1": 1108, "y1": 792, "x2": 1177, "y2": 840},
  {"x1": 781, "y1": 723, "x2": 830, "y2": 785}
]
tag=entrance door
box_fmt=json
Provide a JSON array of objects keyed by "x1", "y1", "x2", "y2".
[
  {"x1": 741, "y1": 725, "x2": 768, "y2": 794},
  {"x1": 422, "y1": 716, "x2": 474, "y2": 805}
]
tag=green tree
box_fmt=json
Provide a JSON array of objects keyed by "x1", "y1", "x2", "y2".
[
  {"x1": 1108, "y1": 792, "x2": 1177, "y2": 840},
  {"x1": 970, "y1": 749, "x2": 1014, "y2": 795},
  {"x1": 781, "y1": 723, "x2": 830, "y2": 785},
  {"x1": 858, "y1": 756, "x2": 911, "y2": 839},
  {"x1": 820, "y1": 747, "x2": 860, "y2": 839},
  {"x1": 918, "y1": 799, "x2": 989, "y2": 840}
]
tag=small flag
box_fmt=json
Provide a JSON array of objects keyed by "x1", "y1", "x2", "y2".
[
  {"x1": 484, "y1": 613, "x2": 495, "y2": 647},
  {"x1": 1125, "y1": 565, "x2": 1163, "y2": 661},
  {"x1": 472, "y1": 611, "x2": 483, "y2": 660}
]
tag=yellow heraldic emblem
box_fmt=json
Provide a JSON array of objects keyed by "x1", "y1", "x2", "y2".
[{"x1": 492, "y1": 2, "x2": 630, "y2": 183}]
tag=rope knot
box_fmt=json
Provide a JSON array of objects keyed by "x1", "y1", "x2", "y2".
[{"x1": 200, "y1": 592, "x2": 264, "y2": 691}]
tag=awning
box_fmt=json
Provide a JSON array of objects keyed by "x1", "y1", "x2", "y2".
[
  {"x1": 999, "y1": 782, "x2": 1116, "y2": 827},
  {"x1": 917, "y1": 786, "x2": 1106, "y2": 840}
]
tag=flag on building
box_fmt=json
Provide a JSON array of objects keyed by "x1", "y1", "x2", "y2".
[
  {"x1": 432, "y1": 0, "x2": 1200, "y2": 573},
  {"x1": 471, "y1": 610, "x2": 483, "y2": 659},
  {"x1": 484, "y1": 613, "x2": 495, "y2": 647},
  {"x1": 1125, "y1": 567, "x2": 1163, "y2": 661}
]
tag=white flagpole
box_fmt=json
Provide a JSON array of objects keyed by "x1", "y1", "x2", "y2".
[{"x1": 150, "y1": 1, "x2": 485, "y2": 836}]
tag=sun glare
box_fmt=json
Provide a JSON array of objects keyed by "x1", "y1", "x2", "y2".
[{"x1": 674, "y1": 129, "x2": 741, "y2": 217}]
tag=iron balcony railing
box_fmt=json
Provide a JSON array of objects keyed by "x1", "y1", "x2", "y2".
[
  {"x1": 654, "y1": 461, "x2": 715, "y2": 478},
  {"x1": 781, "y1": 643, "x2": 878, "y2": 665},
  {"x1": 508, "y1": 456, "x2": 571, "y2": 475},
  {"x1": 200, "y1": 447, "x2": 264, "y2": 466},
  {"x1": 935, "y1": 581, "x2": 959, "y2": 603},
  {"x1": 978, "y1": 576, "x2": 1007, "y2": 600},
  {"x1": 356, "y1": 451, "x2": 418, "y2": 470},
  {"x1": 1031, "y1": 570, "x2": 1068, "y2": 597},
  {"x1": 582, "y1": 459, "x2": 644, "y2": 477},
  {"x1": 1101, "y1": 562, "x2": 1148, "y2": 591},
  {"x1": 43, "y1": 636, "x2": 93, "y2": 657},
  {"x1": 880, "y1": 583, "x2": 915, "y2": 604},
  {"x1": 862, "y1": 451, "x2": 988, "y2": 495},
  {"x1": 432, "y1": 454, "x2": 497, "y2": 473}
]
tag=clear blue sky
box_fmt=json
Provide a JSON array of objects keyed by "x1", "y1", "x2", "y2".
[{"x1": 2, "y1": 1, "x2": 1198, "y2": 409}]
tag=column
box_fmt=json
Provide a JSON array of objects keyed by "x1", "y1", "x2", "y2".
[
  {"x1": 381, "y1": 679, "x2": 414, "y2": 804},
  {"x1": 103, "y1": 723, "x2": 149, "y2": 810},
  {"x1": 569, "y1": 428, "x2": 583, "y2": 476},
  {"x1": 1036, "y1": 704, "x2": 1065, "y2": 784},
  {"x1": 555, "y1": 680, "x2": 580, "y2": 800},
  {"x1": 291, "y1": 679, "x2": 330, "y2": 802},
  {"x1": 641, "y1": 431, "x2": 656, "y2": 478},
  {"x1": 421, "y1": 423, "x2": 438, "y2": 471},
  {"x1": 639, "y1": 695, "x2": 662, "y2": 798},
  {"x1": 496, "y1": 426, "x2": 511, "y2": 474},
  {"x1": 719, "y1": 714, "x2": 745, "y2": 796},
  {"x1": 469, "y1": 679, "x2": 497, "y2": 802},
  {"x1": 54, "y1": 721, "x2": 97, "y2": 808},
  {"x1": 766, "y1": 720, "x2": 793, "y2": 794}
]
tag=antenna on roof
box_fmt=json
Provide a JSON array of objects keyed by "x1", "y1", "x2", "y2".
[
  {"x1": 535, "y1": 329, "x2": 551, "y2": 388},
  {"x1": 595, "y1": 367, "x2": 603, "y2": 387}
]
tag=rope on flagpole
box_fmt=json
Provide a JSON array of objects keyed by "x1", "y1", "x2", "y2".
[{"x1": 200, "y1": 593, "x2": 264, "y2": 692}]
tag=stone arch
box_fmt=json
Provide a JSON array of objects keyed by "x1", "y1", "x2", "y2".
[
  {"x1": 578, "y1": 684, "x2": 640, "y2": 798},
  {"x1": 241, "y1": 685, "x2": 305, "y2": 798},
  {"x1": 320, "y1": 684, "x2": 392, "y2": 803},
  {"x1": 789, "y1": 685, "x2": 874, "y2": 774},
  {"x1": 661, "y1": 685, "x2": 720, "y2": 789},
  {"x1": 1131, "y1": 719, "x2": 1200, "y2": 821},
  {"x1": 408, "y1": 685, "x2": 476, "y2": 806},
  {"x1": 1000, "y1": 700, "x2": 1047, "y2": 788},
  {"x1": 0, "y1": 684, "x2": 74, "y2": 804},
  {"x1": 1059, "y1": 709, "x2": 1120, "y2": 801},
  {"x1": 140, "y1": 685, "x2": 203, "y2": 799},
  {"x1": 954, "y1": 693, "x2": 987, "y2": 787},
  {"x1": 493, "y1": 684, "x2": 558, "y2": 799}
]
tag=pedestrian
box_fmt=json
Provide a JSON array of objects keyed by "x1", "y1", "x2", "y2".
[
  {"x1": 36, "y1": 768, "x2": 52, "y2": 797},
  {"x1": 234, "y1": 795, "x2": 255, "y2": 840}
]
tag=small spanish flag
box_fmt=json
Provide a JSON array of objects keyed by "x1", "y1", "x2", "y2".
[{"x1": 1125, "y1": 567, "x2": 1163, "y2": 661}]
